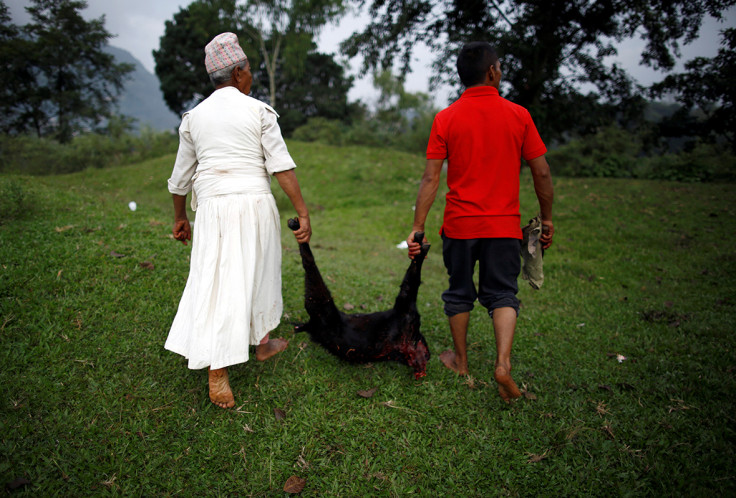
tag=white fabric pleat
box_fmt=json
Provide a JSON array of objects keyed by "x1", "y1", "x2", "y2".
[{"x1": 165, "y1": 191, "x2": 283, "y2": 370}]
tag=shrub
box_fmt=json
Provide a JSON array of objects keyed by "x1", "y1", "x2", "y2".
[
  {"x1": 0, "y1": 130, "x2": 178, "y2": 175},
  {"x1": 0, "y1": 176, "x2": 28, "y2": 222},
  {"x1": 291, "y1": 118, "x2": 346, "y2": 146},
  {"x1": 547, "y1": 127, "x2": 736, "y2": 182}
]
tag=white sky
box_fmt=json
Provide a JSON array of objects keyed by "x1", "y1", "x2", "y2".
[{"x1": 6, "y1": 0, "x2": 735, "y2": 107}]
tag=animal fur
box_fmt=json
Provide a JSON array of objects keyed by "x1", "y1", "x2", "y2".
[{"x1": 288, "y1": 218, "x2": 431, "y2": 378}]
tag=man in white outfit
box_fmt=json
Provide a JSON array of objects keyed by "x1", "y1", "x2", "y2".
[{"x1": 165, "y1": 33, "x2": 311, "y2": 409}]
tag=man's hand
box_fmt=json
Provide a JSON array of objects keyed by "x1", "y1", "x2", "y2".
[
  {"x1": 292, "y1": 215, "x2": 311, "y2": 244},
  {"x1": 406, "y1": 230, "x2": 428, "y2": 259},
  {"x1": 540, "y1": 220, "x2": 554, "y2": 249},
  {"x1": 173, "y1": 219, "x2": 191, "y2": 245}
]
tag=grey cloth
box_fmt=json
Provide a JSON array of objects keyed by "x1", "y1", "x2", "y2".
[{"x1": 521, "y1": 214, "x2": 544, "y2": 289}]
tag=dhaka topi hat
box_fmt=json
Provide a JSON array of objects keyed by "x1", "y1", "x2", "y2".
[{"x1": 204, "y1": 32, "x2": 248, "y2": 74}]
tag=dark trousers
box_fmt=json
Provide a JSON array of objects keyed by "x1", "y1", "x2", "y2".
[{"x1": 441, "y1": 235, "x2": 521, "y2": 317}]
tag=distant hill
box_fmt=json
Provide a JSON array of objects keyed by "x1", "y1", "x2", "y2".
[{"x1": 106, "y1": 46, "x2": 180, "y2": 132}]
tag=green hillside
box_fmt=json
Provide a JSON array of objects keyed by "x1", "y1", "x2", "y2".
[{"x1": 1, "y1": 142, "x2": 735, "y2": 495}]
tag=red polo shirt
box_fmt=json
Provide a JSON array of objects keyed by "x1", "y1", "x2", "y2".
[{"x1": 426, "y1": 86, "x2": 547, "y2": 239}]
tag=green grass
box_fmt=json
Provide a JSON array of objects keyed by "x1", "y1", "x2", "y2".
[{"x1": 1, "y1": 141, "x2": 735, "y2": 496}]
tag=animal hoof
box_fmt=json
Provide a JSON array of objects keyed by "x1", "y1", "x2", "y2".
[{"x1": 288, "y1": 218, "x2": 300, "y2": 231}]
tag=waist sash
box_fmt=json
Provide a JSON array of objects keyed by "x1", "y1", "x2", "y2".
[{"x1": 191, "y1": 166, "x2": 271, "y2": 210}]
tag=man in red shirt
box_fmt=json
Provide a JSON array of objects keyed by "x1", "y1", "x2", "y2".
[{"x1": 407, "y1": 42, "x2": 554, "y2": 402}]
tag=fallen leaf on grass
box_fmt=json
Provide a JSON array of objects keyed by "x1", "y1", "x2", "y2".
[
  {"x1": 55, "y1": 225, "x2": 74, "y2": 233},
  {"x1": 101, "y1": 474, "x2": 117, "y2": 488},
  {"x1": 343, "y1": 303, "x2": 355, "y2": 311},
  {"x1": 464, "y1": 376, "x2": 476, "y2": 389},
  {"x1": 595, "y1": 401, "x2": 609, "y2": 416},
  {"x1": 527, "y1": 450, "x2": 549, "y2": 463},
  {"x1": 139, "y1": 261, "x2": 154, "y2": 270},
  {"x1": 296, "y1": 449, "x2": 310, "y2": 470},
  {"x1": 110, "y1": 251, "x2": 126, "y2": 258},
  {"x1": 601, "y1": 424, "x2": 615, "y2": 439},
  {"x1": 667, "y1": 399, "x2": 691, "y2": 413},
  {"x1": 283, "y1": 475, "x2": 306, "y2": 494},
  {"x1": 357, "y1": 387, "x2": 378, "y2": 398},
  {"x1": 274, "y1": 407, "x2": 286, "y2": 421},
  {"x1": 242, "y1": 424, "x2": 254, "y2": 433},
  {"x1": 520, "y1": 382, "x2": 536, "y2": 400},
  {"x1": 6, "y1": 477, "x2": 31, "y2": 491}
]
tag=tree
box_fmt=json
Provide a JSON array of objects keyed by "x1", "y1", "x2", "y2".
[
  {"x1": 255, "y1": 49, "x2": 355, "y2": 134},
  {"x1": 154, "y1": 0, "x2": 354, "y2": 134},
  {"x1": 237, "y1": 0, "x2": 345, "y2": 108},
  {"x1": 341, "y1": 0, "x2": 735, "y2": 142},
  {"x1": 0, "y1": 1, "x2": 34, "y2": 135},
  {"x1": 154, "y1": 0, "x2": 242, "y2": 116},
  {"x1": 0, "y1": 0, "x2": 133, "y2": 142},
  {"x1": 651, "y1": 28, "x2": 736, "y2": 150}
]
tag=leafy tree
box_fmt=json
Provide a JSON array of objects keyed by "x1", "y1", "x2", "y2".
[
  {"x1": 154, "y1": 0, "x2": 354, "y2": 134},
  {"x1": 0, "y1": 1, "x2": 35, "y2": 135},
  {"x1": 153, "y1": 0, "x2": 243, "y2": 115},
  {"x1": 341, "y1": 0, "x2": 735, "y2": 142},
  {"x1": 237, "y1": 0, "x2": 345, "y2": 108},
  {"x1": 651, "y1": 28, "x2": 736, "y2": 151},
  {"x1": 256, "y1": 49, "x2": 355, "y2": 134},
  {"x1": 0, "y1": 0, "x2": 133, "y2": 142}
]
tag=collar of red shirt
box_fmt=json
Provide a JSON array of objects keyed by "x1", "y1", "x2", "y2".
[{"x1": 461, "y1": 86, "x2": 500, "y2": 98}]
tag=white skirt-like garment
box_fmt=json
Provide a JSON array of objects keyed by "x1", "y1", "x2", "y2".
[{"x1": 165, "y1": 191, "x2": 283, "y2": 369}]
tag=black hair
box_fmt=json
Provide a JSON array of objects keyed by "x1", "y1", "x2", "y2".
[{"x1": 456, "y1": 42, "x2": 499, "y2": 87}]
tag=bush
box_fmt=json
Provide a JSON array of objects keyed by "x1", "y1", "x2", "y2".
[
  {"x1": 547, "y1": 127, "x2": 736, "y2": 182},
  {"x1": 291, "y1": 117, "x2": 346, "y2": 146},
  {"x1": 639, "y1": 141, "x2": 736, "y2": 182},
  {"x1": 0, "y1": 176, "x2": 28, "y2": 222},
  {"x1": 0, "y1": 129, "x2": 178, "y2": 175}
]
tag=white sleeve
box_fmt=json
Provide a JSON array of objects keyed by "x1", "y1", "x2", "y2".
[
  {"x1": 167, "y1": 113, "x2": 198, "y2": 195},
  {"x1": 260, "y1": 106, "x2": 297, "y2": 175}
]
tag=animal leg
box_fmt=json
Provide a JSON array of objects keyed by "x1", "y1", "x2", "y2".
[
  {"x1": 393, "y1": 231, "x2": 430, "y2": 312},
  {"x1": 288, "y1": 218, "x2": 341, "y2": 329}
]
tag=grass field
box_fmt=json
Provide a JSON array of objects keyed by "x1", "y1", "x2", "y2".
[{"x1": 1, "y1": 141, "x2": 735, "y2": 496}]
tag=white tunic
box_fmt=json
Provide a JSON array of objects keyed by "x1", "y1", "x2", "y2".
[{"x1": 165, "y1": 87, "x2": 296, "y2": 370}]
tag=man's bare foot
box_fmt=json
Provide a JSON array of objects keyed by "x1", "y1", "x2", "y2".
[
  {"x1": 494, "y1": 365, "x2": 521, "y2": 403},
  {"x1": 208, "y1": 367, "x2": 235, "y2": 409},
  {"x1": 256, "y1": 338, "x2": 289, "y2": 361},
  {"x1": 439, "y1": 350, "x2": 469, "y2": 375}
]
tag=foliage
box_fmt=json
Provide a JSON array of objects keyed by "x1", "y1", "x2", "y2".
[
  {"x1": 651, "y1": 28, "x2": 736, "y2": 151},
  {"x1": 0, "y1": 176, "x2": 28, "y2": 222},
  {"x1": 238, "y1": 0, "x2": 346, "y2": 108},
  {"x1": 1, "y1": 144, "x2": 735, "y2": 494},
  {"x1": 341, "y1": 0, "x2": 734, "y2": 143},
  {"x1": 292, "y1": 70, "x2": 438, "y2": 153},
  {"x1": 0, "y1": 0, "x2": 133, "y2": 143},
  {"x1": 0, "y1": 130, "x2": 178, "y2": 176},
  {"x1": 154, "y1": 0, "x2": 352, "y2": 130},
  {"x1": 547, "y1": 126, "x2": 736, "y2": 182},
  {"x1": 153, "y1": 0, "x2": 242, "y2": 116},
  {"x1": 253, "y1": 48, "x2": 357, "y2": 135}
]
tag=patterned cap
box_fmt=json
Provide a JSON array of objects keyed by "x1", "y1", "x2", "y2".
[{"x1": 204, "y1": 32, "x2": 248, "y2": 74}]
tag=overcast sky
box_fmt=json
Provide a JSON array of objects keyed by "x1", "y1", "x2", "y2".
[{"x1": 6, "y1": 0, "x2": 735, "y2": 106}]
